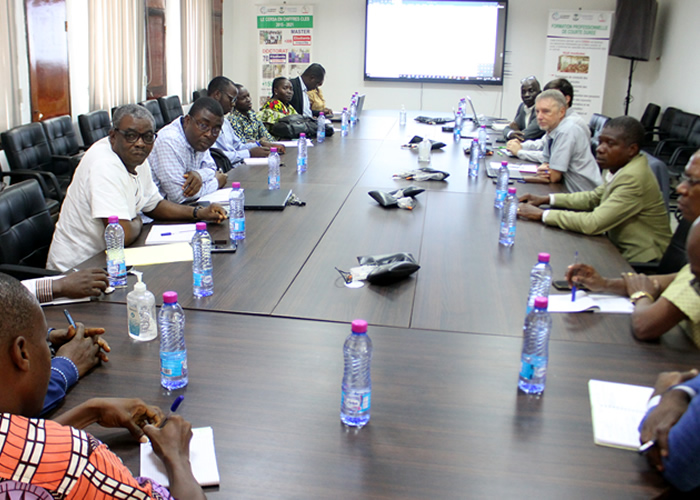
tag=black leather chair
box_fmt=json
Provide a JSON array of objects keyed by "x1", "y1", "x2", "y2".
[
  {"x1": 158, "y1": 95, "x2": 184, "y2": 124},
  {"x1": 78, "y1": 110, "x2": 111, "y2": 147},
  {"x1": 139, "y1": 99, "x2": 165, "y2": 131},
  {"x1": 643, "y1": 107, "x2": 678, "y2": 153},
  {"x1": 588, "y1": 113, "x2": 610, "y2": 155},
  {"x1": 192, "y1": 89, "x2": 207, "y2": 102},
  {"x1": 640, "y1": 103, "x2": 661, "y2": 133},
  {"x1": 41, "y1": 115, "x2": 85, "y2": 169},
  {"x1": 210, "y1": 148, "x2": 233, "y2": 173},
  {"x1": 652, "y1": 111, "x2": 699, "y2": 162},
  {"x1": 631, "y1": 217, "x2": 691, "y2": 275},
  {"x1": 658, "y1": 117, "x2": 700, "y2": 177},
  {"x1": 0, "y1": 179, "x2": 59, "y2": 279}
]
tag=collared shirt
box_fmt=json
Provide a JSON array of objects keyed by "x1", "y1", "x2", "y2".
[
  {"x1": 299, "y1": 76, "x2": 312, "y2": 118},
  {"x1": 149, "y1": 117, "x2": 218, "y2": 204},
  {"x1": 516, "y1": 108, "x2": 591, "y2": 163},
  {"x1": 229, "y1": 108, "x2": 275, "y2": 143},
  {"x1": 214, "y1": 116, "x2": 255, "y2": 165}
]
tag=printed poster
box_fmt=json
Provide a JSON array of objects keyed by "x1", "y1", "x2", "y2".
[
  {"x1": 543, "y1": 10, "x2": 613, "y2": 120},
  {"x1": 256, "y1": 5, "x2": 314, "y2": 110}
]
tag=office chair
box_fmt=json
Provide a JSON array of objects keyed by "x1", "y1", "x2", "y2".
[
  {"x1": 192, "y1": 89, "x2": 207, "y2": 103},
  {"x1": 78, "y1": 110, "x2": 111, "y2": 147},
  {"x1": 41, "y1": 115, "x2": 85, "y2": 169},
  {"x1": 631, "y1": 217, "x2": 691, "y2": 275},
  {"x1": 652, "y1": 110, "x2": 699, "y2": 163},
  {"x1": 0, "y1": 179, "x2": 60, "y2": 279},
  {"x1": 657, "y1": 117, "x2": 700, "y2": 178},
  {"x1": 643, "y1": 107, "x2": 679, "y2": 153},
  {"x1": 139, "y1": 99, "x2": 166, "y2": 131},
  {"x1": 158, "y1": 95, "x2": 184, "y2": 124},
  {"x1": 639, "y1": 103, "x2": 661, "y2": 132}
]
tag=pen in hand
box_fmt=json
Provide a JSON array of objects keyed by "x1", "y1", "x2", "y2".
[
  {"x1": 638, "y1": 440, "x2": 655, "y2": 455},
  {"x1": 159, "y1": 395, "x2": 185, "y2": 428},
  {"x1": 63, "y1": 309, "x2": 76, "y2": 329},
  {"x1": 571, "y1": 251, "x2": 579, "y2": 302}
]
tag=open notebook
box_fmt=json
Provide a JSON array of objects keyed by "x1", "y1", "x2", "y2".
[{"x1": 547, "y1": 291, "x2": 634, "y2": 314}]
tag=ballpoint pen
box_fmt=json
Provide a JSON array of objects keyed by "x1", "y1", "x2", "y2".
[
  {"x1": 638, "y1": 440, "x2": 655, "y2": 454},
  {"x1": 63, "y1": 309, "x2": 76, "y2": 329},
  {"x1": 159, "y1": 395, "x2": 185, "y2": 428},
  {"x1": 571, "y1": 251, "x2": 579, "y2": 302}
]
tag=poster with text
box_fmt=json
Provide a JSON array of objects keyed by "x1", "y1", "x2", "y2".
[
  {"x1": 256, "y1": 5, "x2": 314, "y2": 111},
  {"x1": 543, "y1": 10, "x2": 613, "y2": 121}
]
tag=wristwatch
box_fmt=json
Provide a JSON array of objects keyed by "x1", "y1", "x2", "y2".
[
  {"x1": 630, "y1": 291, "x2": 654, "y2": 304},
  {"x1": 192, "y1": 206, "x2": 201, "y2": 220}
]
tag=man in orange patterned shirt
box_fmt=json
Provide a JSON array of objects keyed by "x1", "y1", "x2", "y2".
[{"x1": 0, "y1": 273, "x2": 206, "y2": 499}]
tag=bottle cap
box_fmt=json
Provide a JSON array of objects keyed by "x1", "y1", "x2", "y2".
[
  {"x1": 534, "y1": 297, "x2": 548, "y2": 309},
  {"x1": 501, "y1": 161, "x2": 508, "y2": 167},
  {"x1": 134, "y1": 281, "x2": 146, "y2": 292},
  {"x1": 319, "y1": 112, "x2": 325, "y2": 117},
  {"x1": 351, "y1": 319, "x2": 368, "y2": 333},
  {"x1": 163, "y1": 291, "x2": 178, "y2": 304},
  {"x1": 508, "y1": 187, "x2": 517, "y2": 194},
  {"x1": 343, "y1": 107, "x2": 348, "y2": 110},
  {"x1": 300, "y1": 133, "x2": 306, "y2": 137},
  {"x1": 196, "y1": 222, "x2": 207, "y2": 230},
  {"x1": 537, "y1": 252, "x2": 550, "y2": 263},
  {"x1": 472, "y1": 138, "x2": 478, "y2": 143},
  {"x1": 108, "y1": 215, "x2": 119, "y2": 224},
  {"x1": 270, "y1": 147, "x2": 277, "y2": 153},
  {"x1": 231, "y1": 182, "x2": 241, "y2": 189}
]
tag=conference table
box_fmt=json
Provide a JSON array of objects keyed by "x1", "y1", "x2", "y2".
[{"x1": 51, "y1": 110, "x2": 699, "y2": 498}]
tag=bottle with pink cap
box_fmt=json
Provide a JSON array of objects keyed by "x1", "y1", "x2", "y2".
[
  {"x1": 340, "y1": 319, "x2": 373, "y2": 428},
  {"x1": 159, "y1": 291, "x2": 188, "y2": 390}
]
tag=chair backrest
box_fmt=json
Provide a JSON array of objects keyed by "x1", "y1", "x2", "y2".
[
  {"x1": 139, "y1": 100, "x2": 165, "y2": 130},
  {"x1": 0, "y1": 179, "x2": 54, "y2": 268},
  {"x1": 640, "y1": 103, "x2": 661, "y2": 132},
  {"x1": 642, "y1": 151, "x2": 670, "y2": 212},
  {"x1": 158, "y1": 95, "x2": 184, "y2": 124},
  {"x1": 78, "y1": 110, "x2": 111, "y2": 147},
  {"x1": 656, "y1": 217, "x2": 692, "y2": 275},
  {"x1": 657, "y1": 107, "x2": 678, "y2": 136},
  {"x1": 192, "y1": 89, "x2": 207, "y2": 103},
  {"x1": 0, "y1": 123, "x2": 54, "y2": 172},
  {"x1": 668, "y1": 111, "x2": 699, "y2": 141},
  {"x1": 41, "y1": 115, "x2": 81, "y2": 156},
  {"x1": 588, "y1": 113, "x2": 610, "y2": 155}
]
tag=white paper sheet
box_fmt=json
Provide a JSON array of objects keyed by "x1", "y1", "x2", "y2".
[
  {"x1": 145, "y1": 224, "x2": 197, "y2": 245},
  {"x1": 547, "y1": 291, "x2": 633, "y2": 314},
  {"x1": 21, "y1": 276, "x2": 90, "y2": 306}
]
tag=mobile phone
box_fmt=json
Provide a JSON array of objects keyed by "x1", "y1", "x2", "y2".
[
  {"x1": 212, "y1": 240, "x2": 237, "y2": 253},
  {"x1": 552, "y1": 280, "x2": 571, "y2": 291}
]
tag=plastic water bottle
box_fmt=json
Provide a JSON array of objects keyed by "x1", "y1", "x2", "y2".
[
  {"x1": 478, "y1": 125, "x2": 488, "y2": 157},
  {"x1": 454, "y1": 111, "x2": 463, "y2": 141},
  {"x1": 340, "y1": 319, "x2": 373, "y2": 428},
  {"x1": 316, "y1": 112, "x2": 326, "y2": 143},
  {"x1": 104, "y1": 216, "x2": 127, "y2": 288},
  {"x1": 526, "y1": 253, "x2": 553, "y2": 314},
  {"x1": 191, "y1": 222, "x2": 213, "y2": 298},
  {"x1": 499, "y1": 186, "x2": 517, "y2": 247},
  {"x1": 494, "y1": 161, "x2": 510, "y2": 209},
  {"x1": 418, "y1": 137, "x2": 431, "y2": 163},
  {"x1": 468, "y1": 138, "x2": 480, "y2": 178},
  {"x1": 268, "y1": 147, "x2": 280, "y2": 189},
  {"x1": 159, "y1": 291, "x2": 188, "y2": 390},
  {"x1": 518, "y1": 296, "x2": 552, "y2": 395},
  {"x1": 297, "y1": 133, "x2": 308, "y2": 173},
  {"x1": 341, "y1": 107, "x2": 349, "y2": 136},
  {"x1": 229, "y1": 181, "x2": 245, "y2": 240},
  {"x1": 399, "y1": 105, "x2": 407, "y2": 126},
  {"x1": 349, "y1": 95, "x2": 358, "y2": 128},
  {"x1": 126, "y1": 280, "x2": 157, "y2": 341}
]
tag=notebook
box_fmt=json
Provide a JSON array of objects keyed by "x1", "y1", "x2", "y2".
[
  {"x1": 330, "y1": 94, "x2": 366, "y2": 122},
  {"x1": 548, "y1": 291, "x2": 634, "y2": 314}
]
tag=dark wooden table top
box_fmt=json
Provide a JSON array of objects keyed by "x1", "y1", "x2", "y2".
[{"x1": 43, "y1": 303, "x2": 698, "y2": 499}]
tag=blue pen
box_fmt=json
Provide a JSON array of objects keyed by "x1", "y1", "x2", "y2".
[
  {"x1": 63, "y1": 309, "x2": 76, "y2": 329},
  {"x1": 159, "y1": 395, "x2": 185, "y2": 428},
  {"x1": 571, "y1": 251, "x2": 579, "y2": 302},
  {"x1": 160, "y1": 232, "x2": 172, "y2": 236}
]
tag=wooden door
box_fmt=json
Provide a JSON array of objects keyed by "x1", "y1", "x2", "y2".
[
  {"x1": 146, "y1": 0, "x2": 167, "y2": 99},
  {"x1": 24, "y1": 0, "x2": 71, "y2": 121},
  {"x1": 212, "y1": 0, "x2": 222, "y2": 77}
]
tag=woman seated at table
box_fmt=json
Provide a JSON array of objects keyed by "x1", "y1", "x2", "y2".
[{"x1": 259, "y1": 77, "x2": 297, "y2": 134}]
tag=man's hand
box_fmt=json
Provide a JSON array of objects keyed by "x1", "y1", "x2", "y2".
[
  {"x1": 508, "y1": 121, "x2": 520, "y2": 131},
  {"x1": 516, "y1": 203, "x2": 543, "y2": 221},
  {"x1": 506, "y1": 139, "x2": 522, "y2": 155},
  {"x1": 536, "y1": 163, "x2": 551, "y2": 181},
  {"x1": 215, "y1": 171, "x2": 228, "y2": 189},
  {"x1": 621, "y1": 272, "x2": 661, "y2": 300},
  {"x1": 54, "y1": 323, "x2": 110, "y2": 376},
  {"x1": 565, "y1": 263, "x2": 606, "y2": 292},
  {"x1": 249, "y1": 146, "x2": 271, "y2": 157},
  {"x1": 641, "y1": 370, "x2": 699, "y2": 471},
  {"x1": 261, "y1": 141, "x2": 286, "y2": 154},
  {"x1": 52, "y1": 269, "x2": 109, "y2": 299},
  {"x1": 182, "y1": 171, "x2": 203, "y2": 198},
  {"x1": 509, "y1": 131, "x2": 525, "y2": 142},
  {"x1": 518, "y1": 193, "x2": 549, "y2": 206},
  {"x1": 198, "y1": 204, "x2": 227, "y2": 223}
]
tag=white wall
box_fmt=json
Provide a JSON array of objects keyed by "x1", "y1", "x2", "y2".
[{"x1": 222, "y1": 0, "x2": 696, "y2": 122}]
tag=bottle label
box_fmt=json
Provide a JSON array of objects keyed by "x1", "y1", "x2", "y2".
[
  {"x1": 520, "y1": 355, "x2": 546, "y2": 380},
  {"x1": 161, "y1": 351, "x2": 187, "y2": 377},
  {"x1": 107, "y1": 259, "x2": 126, "y2": 278},
  {"x1": 128, "y1": 305, "x2": 140, "y2": 336},
  {"x1": 341, "y1": 390, "x2": 371, "y2": 412},
  {"x1": 233, "y1": 218, "x2": 245, "y2": 232},
  {"x1": 297, "y1": 157, "x2": 307, "y2": 167},
  {"x1": 193, "y1": 270, "x2": 212, "y2": 287},
  {"x1": 496, "y1": 190, "x2": 506, "y2": 202}
]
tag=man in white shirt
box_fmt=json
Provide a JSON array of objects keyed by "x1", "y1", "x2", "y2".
[{"x1": 48, "y1": 104, "x2": 225, "y2": 271}]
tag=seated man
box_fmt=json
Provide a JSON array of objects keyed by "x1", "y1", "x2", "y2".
[
  {"x1": 0, "y1": 273, "x2": 205, "y2": 499},
  {"x1": 228, "y1": 83, "x2": 286, "y2": 153},
  {"x1": 522, "y1": 89, "x2": 602, "y2": 192},
  {"x1": 48, "y1": 104, "x2": 225, "y2": 271},
  {"x1": 507, "y1": 78, "x2": 589, "y2": 163},
  {"x1": 565, "y1": 149, "x2": 700, "y2": 344},
  {"x1": 502, "y1": 75, "x2": 545, "y2": 142},
  {"x1": 307, "y1": 87, "x2": 333, "y2": 117},
  {"x1": 518, "y1": 116, "x2": 670, "y2": 262},
  {"x1": 149, "y1": 97, "x2": 229, "y2": 203},
  {"x1": 207, "y1": 76, "x2": 275, "y2": 164},
  {"x1": 289, "y1": 63, "x2": 326, "y2": 118}
]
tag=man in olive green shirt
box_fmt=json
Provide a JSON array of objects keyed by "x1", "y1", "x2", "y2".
[{"x1": 517, "y1": 116, "x2": 671, "y2": 263}]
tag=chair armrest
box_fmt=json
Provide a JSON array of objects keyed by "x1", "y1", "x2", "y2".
[
  {"x1": 653, "y1": 139, "x2": 687, "y2": 157},
  {"x1": 0, "y1": 264, "x2": 61, "y2": 281},
  {"x1": 630, "y1": 261, "x2": 661, "y2": 275},
  {"x1": 669, "y1": 146, "x2": 697, "y2": 170},
  {"x1": 9, "y1": 169, "x2": 64, "y2": 202}
]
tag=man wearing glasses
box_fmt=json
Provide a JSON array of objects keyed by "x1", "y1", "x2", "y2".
[
  {"x1": 502, "y1": 75, "x2": 545, "y2": 142},
  {"x1": 561, "y1": 150, "x2": 700, "y2": 347},
  {"x1": 48, "y1": 104, "x2": 225, "y2": 271},
  {"x1": 149, "y1": 96, "x2": 229, "y2": 204}
]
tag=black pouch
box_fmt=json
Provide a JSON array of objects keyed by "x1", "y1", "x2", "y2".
[{"x1": 356, "y1": 252, "x2": 420, "y2": 285}]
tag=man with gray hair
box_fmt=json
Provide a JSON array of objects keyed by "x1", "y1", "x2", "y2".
[
  {"x1": 48, "y1": 104, "x2": 226, "y2": 271},
  {"x1": 524, "y1": 89, "x2": 602, "y2": 193}
]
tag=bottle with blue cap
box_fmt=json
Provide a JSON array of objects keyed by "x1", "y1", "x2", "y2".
[{"x1": 341, "y1": 319, "x2": 373, "y2": 428}]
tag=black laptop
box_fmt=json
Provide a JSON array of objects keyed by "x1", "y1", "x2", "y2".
[{"x1": 244, "y1": 189, "x2": 292, "y2": 210}]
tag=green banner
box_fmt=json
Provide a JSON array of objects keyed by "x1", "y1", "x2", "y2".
[{"x1": 257, "y1": 15, "x2": 313, "y2": 29}]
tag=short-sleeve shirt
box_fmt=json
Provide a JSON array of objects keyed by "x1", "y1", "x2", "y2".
[
  {"x1": 47, "y1": 137, "x2": 162, "y2": 271},
  {"x1": 661, "y1": 264, "x2": 700, "y2": 347}
]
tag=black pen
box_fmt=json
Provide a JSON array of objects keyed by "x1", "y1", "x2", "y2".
[
  {"x1": 159, "y1": 395, "x2": 185, "y2": 428},
  {"x1": 63, "y1": 309, "x2": 76, "y2": 329}
]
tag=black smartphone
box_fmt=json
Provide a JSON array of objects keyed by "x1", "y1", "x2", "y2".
[
  {"x1": 212, "y1": 240, "x2": 237, "y2": 253},
  {"x1": 552, "y1": 280, "x2": 571, "y2": 291}
]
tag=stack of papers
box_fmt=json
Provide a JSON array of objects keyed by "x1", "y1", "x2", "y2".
[
  {"x1": 145, "y1": 224, "x2": 197, "y2": 245},
  {"x1": 489, "y1": 161, "x2": 538, "y2": 174},
  {"x1": 547, "y1": 291, "x2": 634, "y2": 314},
  {"x1": 588, "y1": 379, "x2": 653, "y2": 450},
  {"x1": 124, "y1": 242, "x2": 193, "y2": 266}
]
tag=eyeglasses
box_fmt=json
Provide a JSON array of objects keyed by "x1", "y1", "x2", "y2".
[
  {"x1": 114, "y1": 128, "x2": 157, "y2": 144},
  {"x1": 691, "y1": 277, "x2": 700, "y2": 297},
  {"x1": 224, "y1": 92, "x2": 237, "y2": 103},
  {"x1": 680, "y1": 173, "x2": 700, "y2": 187},
  {"x1": 190, "y1": 116, "x2": 221, "y2": 137}
]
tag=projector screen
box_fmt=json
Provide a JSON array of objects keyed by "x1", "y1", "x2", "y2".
[{"x1": 364, "y1": 0, "x2": 508, "y2": 85}]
